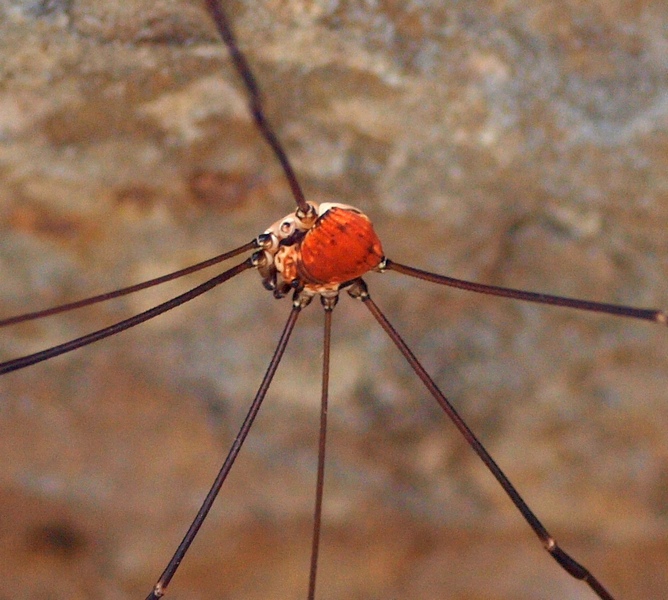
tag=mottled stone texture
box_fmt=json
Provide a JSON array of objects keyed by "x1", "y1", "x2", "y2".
[{"x1": 0, "y1": 1, "x2": 667, "y2": 599}]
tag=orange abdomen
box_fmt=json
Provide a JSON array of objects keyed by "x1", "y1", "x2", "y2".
[{"x1": 298, "y1": 207, "x2": 384, "y2": 285}]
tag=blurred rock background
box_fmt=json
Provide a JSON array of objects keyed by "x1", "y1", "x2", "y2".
[{"x1": 0, "y1": 0, "x2": 667, "y2": 599}]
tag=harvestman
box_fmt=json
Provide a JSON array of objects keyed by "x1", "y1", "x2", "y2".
[{"x1": 1, "y1": 2, "x2": 666, "y2": 599}]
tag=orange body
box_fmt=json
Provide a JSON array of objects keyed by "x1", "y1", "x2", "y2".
[{"x1": 297, "y1": 206, "x2": 384, "y2": 286}]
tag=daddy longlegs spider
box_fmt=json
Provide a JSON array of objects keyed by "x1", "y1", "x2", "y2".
[{"x1": 1, "y1": 1, "x2": 667, "y2": 598}]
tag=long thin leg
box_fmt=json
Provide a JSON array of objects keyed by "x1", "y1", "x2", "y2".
[
  {"x1": 349, "y1": 279, "x2": 615, "y2": 600},
  {"x1": 385, "y1": 259, "x2": 667, "y2": 325},
  {"x1": 0, "y1": 259, "x2": 253, "y2": 374},
  {"x1": 308, "y1": 299, "x2": 335, "y2": 600},
  {"x1": 0, "y1": 240, "x2": 257, "y2": 327},
  {"x1": 203, "y1": 0, "x2": 310, "y2": 216},
  {"x1": 146, "y1": 303, "x2": 302, "y2": 599}
]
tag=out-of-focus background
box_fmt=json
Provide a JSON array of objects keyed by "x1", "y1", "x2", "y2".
[{"x1": 0, "y1": 1, "x2": 667, "y2": 598}]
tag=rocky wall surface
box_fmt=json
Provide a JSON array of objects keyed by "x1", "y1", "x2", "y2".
[{"x1": 0, "y1": 1, "x2": 667, "y2": 599}]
